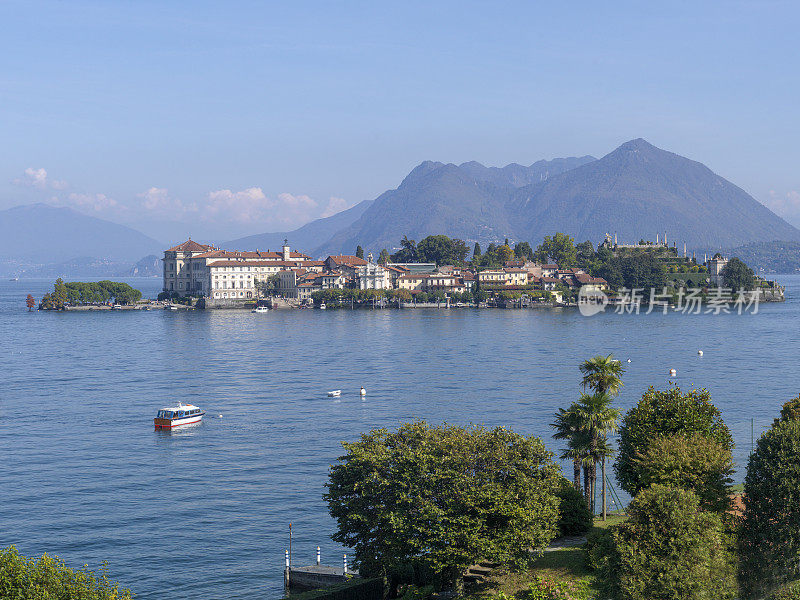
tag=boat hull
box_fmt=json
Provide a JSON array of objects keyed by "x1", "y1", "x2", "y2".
[{"x1": 154, "y1": 414, "x2": 204, "y2": 429}]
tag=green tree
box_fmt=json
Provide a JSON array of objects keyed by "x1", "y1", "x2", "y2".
[
  {"x1": 579, "y1": 354, "x2": 624, "y2": 518},
  {"x1": 356, "y1": 245, "x2": 364, "y2": 259},
  {"x1": 514, "y1": 241, "x2": 534, "y2": 261},
  {"x1": 378, "y1": 249, "x2": 391, "y2": 265},
  {"x1": 472, "y1": 242, "x2": 481, "y2": 260},
  {"x1": 552, "y1": 407, "x2": 585, "y2": 492},
  {"x1": 496, "y1": 244, "x2": 514, "y2": 264},
  {"x1": 738, "y1": 416, "x2": 800, "y2": 598},
  {"x1": 629, "y1": 433, "x2": 733, "y2": 512},
  {"x1": 0, "y1": 546, "x2": 132, "y2": 599},
  {"x1": 614, "y1": 386, "x2": 734, "y2": 498},
  {"x1": 598, "y1": 485, "x2": 736, "y2": 600},
  {"x1": 416, "y1": 235, "x2": 470, "y2": 266},
  {"x1": 721, "y1": 257, "x2": 756, "y2": 290},
  {"x1": 534, "y1": 232, "x2": 577, "y2": 267},
  {"x1": 575, "y1": 240, "x2": 595, "y2": 267},
  {"x1": 325, "y1": 421, "x2": 562, "y2": 590},
  {"x1": 555, "y1": 478, "x2": 592, "y2": 536},
  {"x1": 26, "y1": 294, "x2": 35, "y2": 311},
  {"x1": 390, "y1": 236, "x2": 418, "y2": 262}
]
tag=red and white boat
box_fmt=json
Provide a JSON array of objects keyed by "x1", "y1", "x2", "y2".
[{"x1": 154, "y1": 402, "x2": 204, "y2": 429}]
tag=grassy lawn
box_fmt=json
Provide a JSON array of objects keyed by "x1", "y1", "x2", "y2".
[{"x1": 459, "y1": 513, "x2": 628, "y2": 600}]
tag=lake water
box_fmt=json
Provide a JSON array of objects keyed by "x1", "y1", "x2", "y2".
[{"x1": 2, "y1": 276, "x2": 799, "y2": 599}]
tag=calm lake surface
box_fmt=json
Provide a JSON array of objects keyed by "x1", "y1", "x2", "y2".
[{"x1": 2, "y1": 276, "x2": 799, "y2": 599}]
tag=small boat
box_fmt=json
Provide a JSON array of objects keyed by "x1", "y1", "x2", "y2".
[
  {"x1": 319, "y1": 303, "x2": 327, "y2": 310},
  {"x1": 9, "y1": 277, "x2": 19, "y2": 281},
  {"x1": 154, "y1": 402, "x2": 204, "y2": 429},
  {"x1": 252, "y1": 306, "x2": 269, "y2": 313},
  {"x1": 327, "y1": 390, "x2": 341, "y2": 397},
  {"x1": 167, "y1": 305, "x2": 179, "y2": 311},
  {"x1": 360, "y1": 387, "x2": 366, "y2": 396}
]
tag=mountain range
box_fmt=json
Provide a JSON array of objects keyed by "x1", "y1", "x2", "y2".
[
  {"x1": 310, "y1": 139, "x2": 800, "y2": 256},
  {"x1": 4, "y1": 139, "x2": 800, "y2": 277}
]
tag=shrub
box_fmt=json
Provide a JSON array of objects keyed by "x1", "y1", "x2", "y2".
[
  {"x1": 738, "y1": 418, "x2": 800, "y2": 598},
  {"x1": 629, "y1": 433, "x2": 733, "y2": 512},
  {"x1": 614, "y1": 386, "x2": 733, "y2": 497},
  {"x1": 769, "y1": 580, "x2": 800, "y2": 600},
  {"x1": 525, "y1": 574, "x2": 589, "y2": 600},
  {"x1": 599, "y1": 484, "x2": 736, "y2": 600},
  {"x1": 778, "y1": 394, "x2": 800, "y2": 423},
  {"x1": 556, "y1": 479, "x2": 592, "y2": 536},
  {"x1": 325, "y1": 422, "x2": 562, "y2": 589},
  {"x1": 0, "y1": 546, "x2": 132, "y2": 599},
  {"x1": 584, "y1": 528, "x2": 614, "y2": 572}
]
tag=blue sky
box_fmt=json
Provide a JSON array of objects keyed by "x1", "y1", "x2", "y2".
[{"x1": 3, "y1": 0, "x2": 800, "y2": 242}]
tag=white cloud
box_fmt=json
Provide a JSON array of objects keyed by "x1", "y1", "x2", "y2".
[
  {"x1": 320, "y1": 196, "x2": 355, "y2": 218},
  {"x1": 766, "y1": 189, "x2": 800, "y2": 216},
  {"x1": 13, "y1": 167, "x2": 49, "y2": 189},
  {"x1": 66, "y1": 192, "x2": 118, "y2": 212},
  {"x1": 12, "y1": 167, "x2": 68, "y2": 190}
]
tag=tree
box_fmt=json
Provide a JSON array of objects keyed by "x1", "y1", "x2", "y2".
[
  {"x1": 738, "y1": 416, "x2": 800, "y2": 598},
  {"x1": 556, "y1": 478, "x2": 592, "y2": 536},
  {"x1": 26, "y1": 294, "x2": 35, "y2": 311},
  {"x1": 325, "y1": 421, "x2": 562, "y2": 590},
  {"x1": 580, "y1": 354, "x2": 624, "y2": 397},
  {"x1": 513, "y1": 241, "x2": 534, "y2": 261},
  {"x1": 629, "y1": 433, "x2": 733, "y2": 512},
  {"x1": 0, "y1": 546, "x2": 133, "y2": 599},
  {"x1": 356, "y1": 245, "x2": 364, "y2": 259},
  {"x1": 496, "y1": 244, "x2": 514, "y2": 263},
  {"x1": 598, "y1": 485, "x2": 736, "y2": 600},
  {"x1": 472, "y1": 242, "x2": 481, "y2": 260},
  {"x1": 576, "y1": 240, "x2": 595, "y2": 267},
  {"x1": 579, "y1": 354, "x2": 623, "y2": 518},
  {"x1": 571, "y1": 392, "x2": 620, "y2": 513},
  {"x1": 390, "y1": 236, "x2": 418, "y2": 263},
  {"x1": 721, "y1": 257, "x2": 756, "y2": 290},
  {"x1": 534, "y1": 233, "x2": 577, "y2": 267},
  {"x1": 378, "y1": 249, "x2": 391, "y2": 265},
  {"x1": 552, "y1": 407, "x2": 587, "y2": 491},
  {"x1": 614, "y1": 386, "x2": 734, "y2": 498},
  {"x1": 415, "y1": 235, "x2": 470, "y2": 266}
]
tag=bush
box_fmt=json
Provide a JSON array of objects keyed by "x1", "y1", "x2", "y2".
[
  {"x1": 778, "y1": 394, "x2": 800, "y2": 423},
  {"x1": 629, "y1": 433, "x2": 733, "y2": 512},
  {"x1": 525, "y1": 574, "x2": 589, "y2": 599},
  {"x1": 769, "y1": 580, "x2": 800, "y2": 600},
  {"x1": 599, "y1": 484, "x2": 736, "y2": 600},
  {"x1": 0, "y1": 546, "x2": 132, "y2": 599},
  {"x1": 325, "y1": 422, "x2": 562, "y2": 589},
  {"x1": 584, "y1": 529, "x2": 614, "y2": 572},
  {"x1": 556, "y1": 479, "x2": 592, "y2": 536},
  {"x1": 738, "y1": 418, "x2": 800, "y2": 598},
  {"x1": 614, "y1": 386, "x2": 734, "y2": 497}
]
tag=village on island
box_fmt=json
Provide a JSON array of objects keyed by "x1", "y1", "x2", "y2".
[
  {"x1": 35, "y1": 232, "x2": 783, "y2": 311},
  {"x1": 153, "y1": 232, "x2": 784, "y2": 310}
]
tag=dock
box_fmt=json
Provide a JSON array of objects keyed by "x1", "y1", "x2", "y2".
[{"x1": 286, "y1": 564, "x2": 359, "y2": 590}]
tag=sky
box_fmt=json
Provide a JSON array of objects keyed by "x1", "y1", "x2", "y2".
[{"x1": 3, "y1": 0, "x2": 800, "y2": 243}]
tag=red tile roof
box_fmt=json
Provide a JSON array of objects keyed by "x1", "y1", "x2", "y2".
[
  {"x1": 327, "y1": 255, "x2": 368, "y2": 267},
  {"x1": 167, "y1": 239, "x2": 214, "y2": 252}
]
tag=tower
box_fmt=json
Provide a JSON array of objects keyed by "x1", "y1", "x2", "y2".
[{"x1": 282, "y1": 239, "x2": 291, "y2": 261}]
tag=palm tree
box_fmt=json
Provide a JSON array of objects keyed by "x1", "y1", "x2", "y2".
[
  {"x1": 552, "y1": 407, "x2": 586, "y2": 491},
  {"x1": 580, "y1": 354, "x2": 625, "y2": 396},
  {"x1": 579, "y1": 354, "x2": 624, "y2": 519},
  {"x1": 572, "y1": 391, "x2": 620, "y2": 515}
]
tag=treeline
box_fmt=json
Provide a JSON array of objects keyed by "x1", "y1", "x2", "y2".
[
  {"x1": 376, "y1": 232, "x2": 758, "y2": 291},
  {"x1": 40, "y1": 278, "x2": 142, "y2": 309}
]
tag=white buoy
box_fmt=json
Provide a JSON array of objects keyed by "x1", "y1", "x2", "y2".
[
  {"x1": 219, "y1": 414, "x2": 223, "y2": 418},
  {"x1": 360, "y1": 386, "x2": 366, "y2": 396},
  {"x1": 698, "y1": 350, "x2": 703, "y2": 356},
  {"x1": 669, "y1": 368, "x2": 677, "y2": 376},
  {"x1": 627, "y1": 359, "x2": 631, "y2": 363}
]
